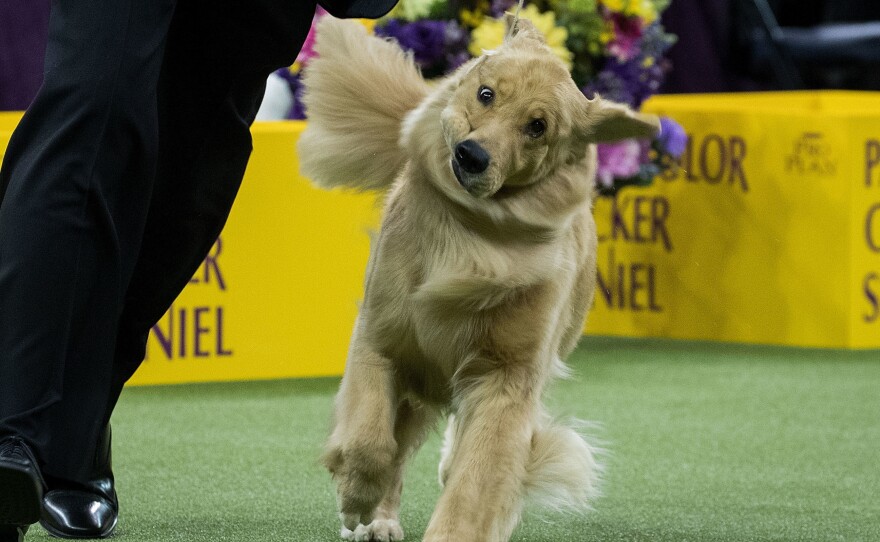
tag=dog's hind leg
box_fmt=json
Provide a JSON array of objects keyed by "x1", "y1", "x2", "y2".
[
  {"x1": 343, "y1": 399, "x2": 437, "y2": 541},
  {"x1": 423, "y1": 365, "x2": 540, "y2": 542}
]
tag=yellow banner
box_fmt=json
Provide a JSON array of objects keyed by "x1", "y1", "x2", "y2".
[
  {"x1": 1, "y1": 92, "x2": 877, "y2": 387},
  {"x1": 134, "y1": 123, "x2": 380, "y2": 384},
  {"x1": 1, "y1": 117, "x2": 380, "y2": 385},
  {"x1": 588, "y1": 91, "x2": 880, "y2": 349}
]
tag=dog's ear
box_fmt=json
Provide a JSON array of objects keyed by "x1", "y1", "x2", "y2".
[
  {"x1": 503, "y1": 16, "x2": 546, "y2": 46},
  {"x1": 578, "y1": 95, "x2": 660, "y2": 143}
]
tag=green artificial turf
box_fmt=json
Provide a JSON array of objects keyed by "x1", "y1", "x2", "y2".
[{"x1": 26, "y1": 337, "x2": 880, "y2": 542}]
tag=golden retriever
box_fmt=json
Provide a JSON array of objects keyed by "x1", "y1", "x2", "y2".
[{"x1": 297, "y1": 15, "x2": 659, "y2": 542}]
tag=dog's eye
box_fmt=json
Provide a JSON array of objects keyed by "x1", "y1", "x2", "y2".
[
  {"x1": 525, "y1": 119, "x2": 546, "y2": 138},
  {"x1": 478, "y1": 86, "x2": 494, "y2": 105}
]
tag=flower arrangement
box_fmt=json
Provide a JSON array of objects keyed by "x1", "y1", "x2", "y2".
[{"x1": 275, "y1": 0, "x2": 687, "y2": 196}]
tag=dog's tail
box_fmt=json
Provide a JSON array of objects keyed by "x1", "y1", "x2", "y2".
[
  {"x1": 438, "y1": 412, "x2": 602, "y2": 513},
  {"x1": 297, "y1": 17, "x2": 430, "y2": 191},
  {"x1": 524, "y1": 415, "x2": 603, "y2": 513}
]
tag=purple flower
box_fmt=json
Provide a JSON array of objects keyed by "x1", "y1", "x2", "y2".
[
  {"x1": 375, "y1": 19, "x2": 449, "y2": 71},
  {"x1": 375, "y1": 19, "x2": 471, "y2": 77},
  {"x1": 272, "y1": 69, "x2": 307, "y2": 120},
  {"x1": 287, "y1": 75, "x2": 307, "y2": 120},
  {"x1": 607, "y1": 13, "x2": 644, "y2": 62},
  {"x1": 446, "y1": 51, "x2": 472, "y2": 71},
  {"x1": 658, "y1": 116, "x2": 687, "y2": 158},
  {"x1": 295, "y1": 7, "x2": 327, "y2": 68},
  {"x1": 639, "y1": 22, "x2": 677, "y2": 61},
  {"x1": 582, "y1": 22, "x2": 675, "y2": 108},
  {"x1": 489, "y1": 0, "x2": 518, "y2": 18},
  {"x1": 582, "y1": 57, "x2": 665, "y2": 108},
  {"x1": 443, "y1": 21, "x2": 471, "y2": 72},
  {"x1": 596, "y1": 140, "x2": 642, "y2": 188}
]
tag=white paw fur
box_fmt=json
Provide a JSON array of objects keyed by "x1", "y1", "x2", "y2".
[{"x1": 339, "y1": 519, "x2": 403, "y2": 542}]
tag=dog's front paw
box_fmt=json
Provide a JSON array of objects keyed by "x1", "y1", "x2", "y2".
[
  {"x1": 341, "y1": 519, "x2": 404, "y2": 541},
  {"x1": 326, "y1": 441, "x2": 397, "y2": 522}
]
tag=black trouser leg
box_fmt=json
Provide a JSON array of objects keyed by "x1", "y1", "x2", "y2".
[
  {"x1": 102, "y1": 0, "x2": 316, "y2": 428},
  {"x1": 0, "y1": 0, "x2": 177, "y2": 483},
  {"x1": 1, "y1": 0, "x2": 315, "y2": 486}
]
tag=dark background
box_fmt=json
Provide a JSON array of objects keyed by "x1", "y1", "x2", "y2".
[{"x1": 2, "y1": 0, "x2": 880, "y2": 111}]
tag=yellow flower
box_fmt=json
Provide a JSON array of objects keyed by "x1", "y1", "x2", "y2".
[
  {"x1": 460, "y1": 8, "x2": 485, "y2": 28},
  {"x1": 469, "y1": 5, "x2": 574, "y2": 70},
  {"x1": 385, "y1": 0, "x2": 437, "y2": 21},
  {"x1": 460, "y1": 0, "x2": 491, "y2": 27},
  {"x1": 599, "y1": 0, "x2": 658, "y2": 23},
  {"x1": 599, "y1": 23, "x2": 615, "y2": 44},
  {"x1": 469, "y1": 17, "x2": 506, "y2": 56}
]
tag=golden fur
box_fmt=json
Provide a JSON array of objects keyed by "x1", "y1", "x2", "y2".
[{"x1": 298, "y1": 16, "x2": 659, "y2": 542}]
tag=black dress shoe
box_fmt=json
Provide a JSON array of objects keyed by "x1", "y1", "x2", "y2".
[
  {"x1": 0, "y1": 436, "x2": 46, "y2": 542},
  {"x1": 40, "y1": 490, "x2": 117, "y2": 540},
  {"x1": 40, "y1": 426, "x2": 118, "y2": 539}
]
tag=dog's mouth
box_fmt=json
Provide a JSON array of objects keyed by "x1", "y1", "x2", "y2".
[
  {"x1": 451, "y1": 159, "x2": 465, "y2": 188},
  {"x1": 450, "y1": 158, "x2": 496, "y2": 198}
]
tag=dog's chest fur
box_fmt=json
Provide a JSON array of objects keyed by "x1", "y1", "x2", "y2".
[{"x1": 358, "y1": 176, "x2": 587, "y2": 404}]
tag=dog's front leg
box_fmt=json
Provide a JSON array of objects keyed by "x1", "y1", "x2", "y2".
[
  {"x1": 423, "y1": 364, "x2": 538, "y2": 542},
  {"x1": 342, "y1": 399, "x2": 438, "y2": 541},
  {"x1": 323, "y1": 340, "x2": 399, "y2": 535}
]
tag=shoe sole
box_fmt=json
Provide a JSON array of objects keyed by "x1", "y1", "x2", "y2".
[
  {"x1": 0, "y1": 461, "x2": 42, "y2": 526},
  {"x1": 39, "y1": 516, "x2": 117, "y2": 540}
]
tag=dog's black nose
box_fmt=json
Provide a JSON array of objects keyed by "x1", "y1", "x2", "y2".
[{"x1": 454, "y1": 140, "x2": 490, "y2": 175}]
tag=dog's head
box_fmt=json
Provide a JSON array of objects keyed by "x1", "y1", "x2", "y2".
[{"x1": 440, "y1": 18, "x2": 659, "y2": 199}]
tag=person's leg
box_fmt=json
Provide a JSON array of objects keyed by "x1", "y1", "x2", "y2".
[
  {"x1": 106, "y1": 0, "x2": 317, "y2": 408},
  {"x1": 69, "y1": 8, "x2": 314, "y2": 533},
  {"x1": 2, "y1": 0, "x2": 316, "y2": 538},
  {"x1": 0, "y1": 0, "x2": 176, "y2": 537},
  {"x1": 0, "y1": 0, "x2": 177, "y2": 483}
]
